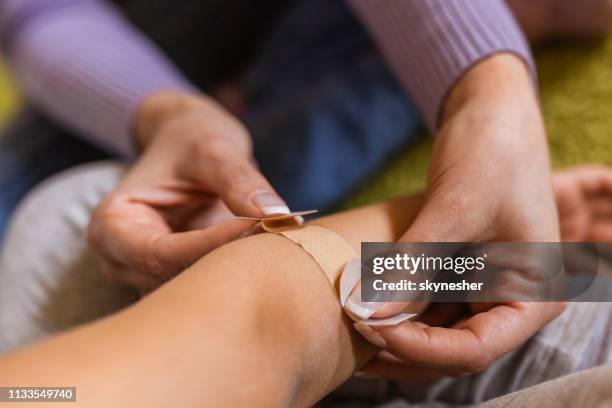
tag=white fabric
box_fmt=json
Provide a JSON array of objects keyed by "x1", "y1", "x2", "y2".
[{"x1": 0, "y1": 161, "x2": 135, "y2": 353}]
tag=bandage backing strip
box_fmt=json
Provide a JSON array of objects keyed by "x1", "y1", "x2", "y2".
[
  {"x1": 232, "y1": 210, "x2": 318, "y2": 232},
  {"x1": 233, "y1": 210, "x2": 318, "y2": 221}
]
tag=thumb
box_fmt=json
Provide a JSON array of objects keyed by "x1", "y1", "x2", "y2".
[
  {"x1": 399, "y1": 197, "x2": 482, "y2": 243},
  {"x1": 349, "y1": 197, "x2": 480, "y2": 321},
  {"x1": 183, "y1": 154, "x2": 290, "y2": 217}
]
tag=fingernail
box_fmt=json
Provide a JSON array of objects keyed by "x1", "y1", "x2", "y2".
[
  {"x1": 344, "y1": 284, "x2": 382, "y2": 320},
  {"x1": 250, "y1": 190, "x2": 290, "y2": 215},
  {"x1": 340, "y1": 258, "x2": 362, "y2": 307},
  {"x1": 353, "y1": 322, "x2": 387, "y2": 348}
]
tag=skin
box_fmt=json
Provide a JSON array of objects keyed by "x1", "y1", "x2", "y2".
[
  {"x1": 2, "y1": 167, "x2": 610, "y2": 407},
  {"x1": 2, "y1": 166, "x2": 612, "y2": 407}
]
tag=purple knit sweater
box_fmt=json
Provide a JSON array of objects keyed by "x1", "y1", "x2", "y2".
[{"x1": 0, "y1": 0, "x2": 533, "y2": 156}]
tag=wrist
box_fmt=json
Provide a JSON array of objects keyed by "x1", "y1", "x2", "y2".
[
  {"x1": 431, "y1": 54, "x2": 552, "y2": 186},
  {"x1": 441, "y1": 53, "x2": 538, "y2": 124},
  {"x1": 438, "y1": 54, "x2": 547, "y2": 159},
  {"x1": 132, "y1": 90, "x2": 221, "y2": 149}
]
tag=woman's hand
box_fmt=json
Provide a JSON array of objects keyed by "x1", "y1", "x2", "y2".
[
  {"x1": 357, "y1": 164, "x2": 612, "y2": 379},
  {"x1": 353, "y1": 54, "x2": 565, "y2": 378},
  {"x1": 401, "y1": 54, "x2": 559, "y2": 245},
  {"x1": 356, "y1": 301, "x2": 564, "y2": 380},
  {"x1": 88, "y1": 91, "x2": 288, "y2": 294}
]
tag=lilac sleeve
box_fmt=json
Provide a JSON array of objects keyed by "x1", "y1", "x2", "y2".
[
  {"x1": 347, "y1": 0, "x2": 536, "y2": 131},
  {"x1": 0, "y1": 0, "x2": 194, "y2": 156}
]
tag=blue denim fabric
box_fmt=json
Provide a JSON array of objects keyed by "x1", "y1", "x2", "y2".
[
  {"x1": 245, "y1": 57, "x2": 421, "y2": 210},
  {"x1": 0, "y1": 0, "x2": 421, "y2": 240},
  {"x1": 244, "y1": 0, "x2": 422, "y2": 210}
]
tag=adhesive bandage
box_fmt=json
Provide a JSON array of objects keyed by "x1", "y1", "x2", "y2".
[
  {"x1": 232, "y1": 210, "x2": 416, "y2": 327},
  {"x1": 278, "y1": 225, "x2": 357, "y2": 294},
  {"x1": 266, "y1": 220, "x2": 416, "y2": 327}
]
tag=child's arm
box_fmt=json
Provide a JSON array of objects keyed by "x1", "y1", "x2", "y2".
[{"x1": 0, "y1": 195, "x2": 421, "y2": 407}]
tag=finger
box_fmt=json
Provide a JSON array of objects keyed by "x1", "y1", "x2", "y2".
[
  {"x1": 482, "y1": 269, "x2": 543, "y2": 302},
  {"x1": 589, "y1": 220, "x2": 612, "y2": 241},
  {"x1": 343, "y1": 281, "x2": 428, "y2": 321},
  {"x1": 371, "y1": 301, "x2": 429, "y2": 319},
  {"x1": 417, "y1": 302, "x2": 468, "y2": 327},
  {"x1": 216, "y1": 161, "x2": 289, "y2": 217},
  {"x1": 344, "y1": 280, "x2": 419, "y2": 320},
  {"x1": 101, "y1": 263, "x2": 164, "y2": 295},
  {"x1": 398, "y1": 195, "x2": 485, "y2": 243},
  {"x1": 129, "y1": 183, "x2": 214, "y2": 207},
  {"x1": 88, "y1": 199, "x2": 171, "y2": 273},
  {"x1": 576, "y1": 165, "x2": 612, "y2": 195},
  {"x1": 89, "y1": 200, "x2": 252, "y2": 277},
  {"x1": 185, "y1": 200, "x2": 235, "y2": 230},
  {"x1": 151, "y1": 219, "x2": 255, "y2": 274},
  {"x1": 370, "y1": 302, "x2": 563, "y2": 375},
  {"x1": 462, "y1": 244, "x2": 555, "y2": 276},
  {"x1": 588, "y1": 196, "x2": 612, "y2": 218},
  {"x1": 366, "y1": 199, "x2": 476, "y2": 319},
  {"x1": 179, "y1": 146, "x2": 290, "y2": 217}
]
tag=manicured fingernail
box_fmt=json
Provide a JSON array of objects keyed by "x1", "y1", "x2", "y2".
[
  {"x1": 340, "y1": 258, "x2": 362, "y2": 307},
  {"x1": 344, "y1": 284, "x2": 382, "y2": 320},
  {"x1": 250, "y1": 190, "x2": 289, "y2": 215},
  {"x1": 353, "y1": 322, "x2": 387, "y2": 348}
]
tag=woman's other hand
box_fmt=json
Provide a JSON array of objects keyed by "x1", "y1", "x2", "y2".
[
  {"x1": 87, "y1": 91, "x2": 288, "y2": 294},
  {"x1": 354, "y1": 54, "x2": 565, "y2": 379}
]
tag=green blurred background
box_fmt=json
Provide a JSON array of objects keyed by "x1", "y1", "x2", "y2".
[
  {"x1": 0, "y1": 38, "x2": 611, "y2": 207},
  {"x1": 0, "y1": 62, "x2": 18, "y2": 127}
]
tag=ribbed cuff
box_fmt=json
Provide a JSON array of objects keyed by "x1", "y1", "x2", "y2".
[
  {"x1": 4, "y1": 0, "x2": 194, "y2": 156},
  {"x1": 348, "y1": 0, "x2": 536, "y2": 132}
]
